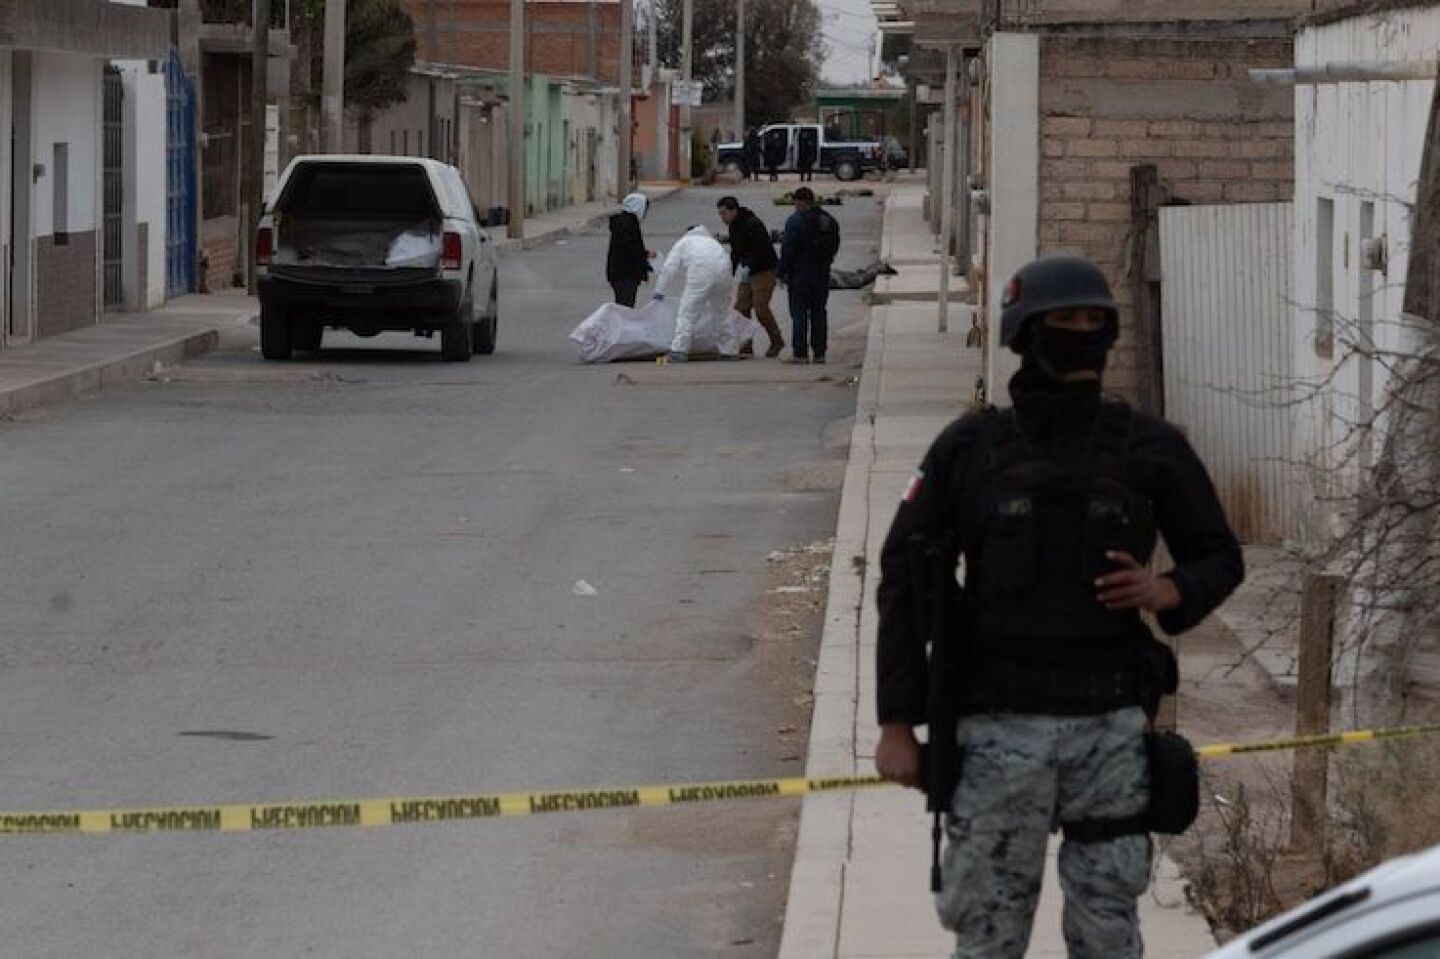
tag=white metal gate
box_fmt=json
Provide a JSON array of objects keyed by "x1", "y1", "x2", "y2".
[{"x1": 1159, "y1": 202, "x2": 1298, "y2": 545}]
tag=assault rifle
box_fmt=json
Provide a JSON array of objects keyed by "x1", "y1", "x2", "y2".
[{"x1": 906, "y1": 534, "x2": 967, "y2": 893}]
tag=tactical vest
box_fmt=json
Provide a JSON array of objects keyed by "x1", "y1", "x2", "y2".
[{"x1": 965, "y1": 403, "x2": 1156, "y2": 646}]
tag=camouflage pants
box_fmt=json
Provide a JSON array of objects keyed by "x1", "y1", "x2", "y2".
[{"x1": 935, "y1": 707, "x2": 1153, "y2": 959}]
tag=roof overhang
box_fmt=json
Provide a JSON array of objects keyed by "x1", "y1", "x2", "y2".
[
  {"x1": 3, "y1": 0, "x2": 171, "y2": 59},
  {"x1": 199, "y1": 23, "x2": 296, "y2": 59}
]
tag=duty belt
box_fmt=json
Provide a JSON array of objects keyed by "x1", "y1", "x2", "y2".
[{"x1": 964, "y1": 661, "x2": 1146, "y2": 714}]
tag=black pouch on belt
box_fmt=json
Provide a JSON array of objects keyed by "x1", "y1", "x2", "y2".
[
  {"x1": 1061, "y1": 730, "x2": 1200, "y2": 842},
  {"x1": 1144, "y1": 730, "x2": 1200, "y2": 835}
]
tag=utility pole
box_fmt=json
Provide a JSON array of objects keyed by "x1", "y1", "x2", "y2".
[
  {"x1": 647, "y1": 0, "x2": 657, "y2": 82},
  {"x1": 937, "y1": 45, "x2": 957, "y2": 334},
  {"x1": 247, "y1": 0, "x2": 270, "y2": 295},
  {"x1": 587, "y1": 0, "x2": 599, "y2": 81},
  {"x1": 322, "y1": 0, "x2": 345, "y2": 153},
  {"x1": 680, "y1": 0, "x2": 693, "y2": 182},
  {"x1": 618, "y1": 0, "x2": 632, "y2": 196},
  {"x1": 508, "y1": 0, "x2": 525, "y2": 239},
  {"x1": 734, "y1": 0, "x2": 745, "y2": 141}
]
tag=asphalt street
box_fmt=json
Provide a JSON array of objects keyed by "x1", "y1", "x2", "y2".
[{"x1": 0, "y1": 183, "x2": 883, "y2": 957}]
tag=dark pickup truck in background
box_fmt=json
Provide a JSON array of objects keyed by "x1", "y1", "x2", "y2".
[{"x1": 715, "y1": 124, "x2": 884, "y2": 181}]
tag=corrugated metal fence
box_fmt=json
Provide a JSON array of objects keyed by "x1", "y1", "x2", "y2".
[{"x1": 1159, "y1": 202, "x2": 1299, "y2": 545}]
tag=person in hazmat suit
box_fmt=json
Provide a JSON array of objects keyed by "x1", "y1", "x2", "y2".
[{"x1": 653, "y1": 225, "x2": 738, "y2": 362}]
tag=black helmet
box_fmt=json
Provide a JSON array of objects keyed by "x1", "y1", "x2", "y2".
[{"x1": 999, "y1": 255, "x2": 1118, "y2": 352}]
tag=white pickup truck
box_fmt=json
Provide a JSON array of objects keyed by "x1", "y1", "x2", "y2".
[{"x1": 255, "y1": 155, "x2": 499, "y2": 362}]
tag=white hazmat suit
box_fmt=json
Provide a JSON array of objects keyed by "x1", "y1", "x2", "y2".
[{"x1": 655, "y1": 225, "x2": 737, "y2": 357}]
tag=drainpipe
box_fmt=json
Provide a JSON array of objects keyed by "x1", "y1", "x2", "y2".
[{"x1": 1251, "y1": 60, "x2": 1439, "y2": 84}]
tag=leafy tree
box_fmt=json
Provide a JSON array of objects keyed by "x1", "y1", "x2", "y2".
[
  {"x1": 292, "y1": 0, "x2": 418, "y2": 121},
  {"x1": 647, "y1": 0, "x2": 825, "y2": 125}
]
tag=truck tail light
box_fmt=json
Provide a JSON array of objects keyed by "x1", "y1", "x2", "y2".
[
  {"x1": 441, "y1": 231, "x2": 463, "y2": 270},
  {"x1": 255, "y1": 227, "x2": 274, "y2": 267}
]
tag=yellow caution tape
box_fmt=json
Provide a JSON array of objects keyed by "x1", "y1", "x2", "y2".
[
  {"x1": 0, "y1": 776, "x2": 890, "y2": 836},
  {"x1": 1193, "y1": 722, "x2": 1440, "y2": 760},
  {"x1": 4, "y1": 725, "x2": 1439, "y2": 837}
]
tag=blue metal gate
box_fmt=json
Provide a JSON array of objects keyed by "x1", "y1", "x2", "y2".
[{"x1": 164, "y1": 50, "x2": 197, "y2": 298}]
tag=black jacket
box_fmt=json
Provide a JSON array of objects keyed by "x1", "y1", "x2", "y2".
[
  {"x1": 726, "y1": 207, "x2": 779, "y2": 275},
  {"x1": 778, "y1": 207, "x2": 839, "y2": 284},
  {"x1": 875, "y1": 373, "x2": 1244, "y2": 726},
  {"x1": 606, "y1": 211, "x2": 651, "y2": 283}
]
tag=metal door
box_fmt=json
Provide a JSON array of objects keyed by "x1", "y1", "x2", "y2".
[
  {"x1": 763, "y1": 126, "x2": 790, "y2": 172},
  {"x1": 1159, "y1": 201, "x2": 1298, "y2": 544},
  {"x1": 102, "y1": 66, "x2": 123, "y2": 309},
  {"x1": 796, "y1": 126, "x2": 818, "y2": 170},
  {"x1": 164, "y1": 51, "x2": 197, "y2": 297}
]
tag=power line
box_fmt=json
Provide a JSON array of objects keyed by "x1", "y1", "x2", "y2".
[
  {"x1": 817, "y1": 4, "x2": 876, "y2": 21},
  {"x1": 821, "y1": 32, "x2": 875, "y2": 54}
]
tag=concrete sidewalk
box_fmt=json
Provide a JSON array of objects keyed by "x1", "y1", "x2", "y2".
[
  {"x1": 487, "y1": 182, "x2": 682, "y2": 251},
  {"x1": 779, "y1": 184, "x2": 1218, "y2": 959},
  {"x1": 0, "y1": 292, "x2": 256, "y2": 417}
]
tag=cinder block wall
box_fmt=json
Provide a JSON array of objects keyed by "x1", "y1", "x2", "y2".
[
  {"x1": 1036, "y1": 36, "x2": 1294, "y2": 396},
  {"x1": 406, "y1": 1, "x2": 621, "y2": 84}
]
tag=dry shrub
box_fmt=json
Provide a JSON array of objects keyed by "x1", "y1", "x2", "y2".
[
  {"x1": 1328, "y1": 737, "x2": 1440, "y2": 884},
  {"x1": 1186, "y1": 777, "x2": 1287, "y2": 937},
  {"x1": 1184, "y1": 736, "x2": 1440, "y2": 939}
]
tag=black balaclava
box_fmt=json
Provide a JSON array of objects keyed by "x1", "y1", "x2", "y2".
[
  {"x1": 1010, "y1": 315, "x2": 1114, "y2": 431},
  {"x1": 1026, "y1": 322, "x2": 1113, "y2": 385}
]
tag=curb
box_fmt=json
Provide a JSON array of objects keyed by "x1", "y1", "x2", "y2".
[
  {"x1": 492, "y1": 186, "x2": 685, "y2": 253},
  {"x1": 0, "y1": 328, "x2": 220, "y2": 418},
  {"x1": 776, "y1": 216, "x2": 890, "y2": 959},
  {"x1": 870, "y1": 289, "x2": 973, "y2": 306}
]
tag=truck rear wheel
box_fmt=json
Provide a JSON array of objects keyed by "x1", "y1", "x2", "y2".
[
  {"x1": 260, "y1": 305, "x2": 293, "y2": 360},
  {"x1": 441, "y1": 299, "x2": 474, "y2": 362},
  {"x1": 834, "y1": 157, "x2": 860, "y2": 182},
  {"x1": 473, "y1": 281, "x2": 498, "y2": 355},
  {"x1": 295, "y1": 324, "x2": 323, "y2": 352}
]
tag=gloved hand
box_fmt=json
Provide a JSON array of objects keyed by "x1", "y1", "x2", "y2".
[{"x1": 737, "y1": 266, "x2": 751, "y2": 283}]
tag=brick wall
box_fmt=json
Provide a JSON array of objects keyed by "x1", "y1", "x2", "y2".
[
  {"x1": 1036, "y1": 36, "x2": 1294, "y2": 395},
  {"x1": 201, "y1": 215, "x2": 240, "y2": 293},
  {"x1": 407, "y1": 0, "x2": 622, "y2": 83},
  {"x1": 36, "y1": 233, "x2": 98, "y2": 339}
]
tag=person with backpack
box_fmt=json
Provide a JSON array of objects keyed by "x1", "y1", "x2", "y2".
[
  {"x1": 873, "y1": 255, "x2": 1244, "y2": 958},
  {"x1": 776, "y1": 187, "x2": 840, "y2": 364}
]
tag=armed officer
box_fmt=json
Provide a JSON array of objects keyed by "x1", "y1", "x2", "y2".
[{"x1": 874, "y1": 255, "x2": 1243, "y2": 959}]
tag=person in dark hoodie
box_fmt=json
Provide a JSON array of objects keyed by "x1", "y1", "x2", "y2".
[
  {"x1": 606, "y1": 192, "x2": 654, "y2": 307},
  {"x1": 716, "y1": 195, "x2": 784, "y2": 357}
]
